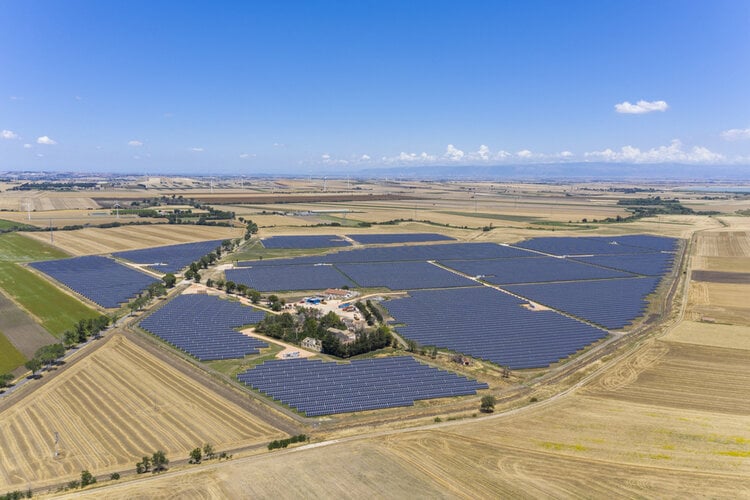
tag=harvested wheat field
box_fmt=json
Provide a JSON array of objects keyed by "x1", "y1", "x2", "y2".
[
  {"x1": 662, "y1": 320, "x2": 750, "y2": 350},
  {"x1": 0, "y1": 334, "x2": 284, "y2": 491},
  {"x1": 23, "y1": 224, "x2": 243, "y2": 255},
  {"x1": 688, "y1": 282, "x2": 750, "y2": 325}
]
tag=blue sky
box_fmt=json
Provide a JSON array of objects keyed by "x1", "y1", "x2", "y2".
[{"x1": 1, "y1": 1, "x2": 749, "y2": 174}]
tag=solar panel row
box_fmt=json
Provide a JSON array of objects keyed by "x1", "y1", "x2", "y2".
[
  {"x1": 571, "y1": 252, "x2": 675, "y2": 276},
  {"x1": 345, "y1": 233, "x2": 455, "y2": 244},
  {"x1": 140, "y1": 294, "x2": 267, "y2": 360},
  {"x1": 260, "y1": 235, "x2": 351, "y2": 249},
  {"x1": 516, "y1": 235, "x2": 678, "y2": 256},
  {"x1": 114, "y1": 239, "x2": 225, "y2": 273},
  {"x1": 237, "y1": 356, "x2": 488, "y2": 416},
  {"x1": 30, "y1": 255, "x2": 159, "y2": 308}
]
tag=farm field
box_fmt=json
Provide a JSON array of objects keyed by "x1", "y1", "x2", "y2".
[
  {"x1": 0, "y1": 334, "x2": 285, "y2": 491},
  {"x1": 0, "y1": 293, "x2": 56, "y2": 371},
  {"x1": 662, "y1": 320, "x2": 750, "y2": 350},
  {"x1": 23, "y1": 224, "x2": 243, "y2": 255},
  {"x1": 0, "y1": 233, "x2": 70, "y2": 262},
  {"x1": 0, "y1": 331, "x2": 25, "y2": 375},
  {"x1": 0, "y1": 263, "x2": 101, "y2": 336}
]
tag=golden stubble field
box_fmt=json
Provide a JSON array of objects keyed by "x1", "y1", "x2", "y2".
[
  {"x1": 0, "y1": 334, "x2": 285, "y2": 491},
  {"x1": 22, "y1": 224, "x2": 243, "y2": 255}
]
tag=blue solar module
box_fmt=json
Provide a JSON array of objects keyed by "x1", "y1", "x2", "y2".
[
  {"x1": 225, "y1": 264, "x2": 355, "y2": 292},
  {"x1": 239, "y1": 242, "x2": 535, "y2": 268},
  {"x1": 140, "y1": 294, "x2": 267, "y2": 360},
  {"x1": 30, "y1": 255, "x2": 159, "y2": 308},
  {"x1": 336, "y1": 262, "x2": 476, "y2": 289},
  {"x1": 516, "y1": 235, "x2": 679, "y2": 257},
  {"x1": 440, "y1": 257, "x2": 634, "y2": 284},
  {"x1": 572, "y1": 252, "x2": 675, "y2": 276},
  {"x1": 237, "y1": 356, "x2": 488, "y2": 416},
  {"x1": 260, "y1": 235, "x2": 351, "y2": 249},
  {"x1": 345, "y1": 233, "x2": 455, "y2": 244},
  {"x1": 384, "y1": 287, "x2": 608, "y2": 369},
  {"x1": 504, "y1": 277, "x2": 662, "y2": 329},
  {"x1": 113, "y1": 239, "x2": 225, "y2": 274}
]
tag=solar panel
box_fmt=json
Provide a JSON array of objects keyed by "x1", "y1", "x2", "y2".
[
  {"x1": 237, "y1": 356, "x2": 488, "y2": 416},
  {"x1": 114, "y1": 239, "x2": 224, "y2": 273},
  {"x1": 571, "y1": 252, "x2": 675, "y2": 276},
  {"x1": 345, "y1": 233, "x2": 455, "y2": 244},
  {"x1": 140, "y1": 294, "x2": 267, "y2": 360},
  {"x1": 336, "y1": 261, "x2": 476, "y2": 289},
  {"x1": 30, "y1": 255, "x2": 159, "y2": 308},
  {"x1": 260, "y1": 235, "x2": 351, "y2": 249}
]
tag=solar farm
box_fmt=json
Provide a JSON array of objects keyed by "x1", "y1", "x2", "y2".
[
  {"x1": 29, "y1": 255, "x2": 159, "y2": 308},
  {"x1": 237, "y1": 356, "x2": 488, "y2": 416},
  {"x1": 260, "y1": 235, "x2": 351, "y2": 249},
  {"x1": 140, "y1": 294, "x2": 267, "y2": 360},
  {"x1": 113, "y1": 239, "x2": 225, "y2": 273},
  {"x1": 229, "y1": 234, "x2": 679, "y2": 370}
]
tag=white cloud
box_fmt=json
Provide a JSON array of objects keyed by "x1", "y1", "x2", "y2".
[
  {"x1": 36, "y1": 153, "x2": 44, "y2": 158},
  {"x1": 9, "y1": 96, "x2": 23, "y2": 101},
  {"x1": 360, "y1": 154, "x2": 371, "y2": 161},
  {"x1": 559, "y1": 150, "x2": 574, "y2": 158},
  {"x1": 273, "y1": 142, "x2": 285, "y2": 147},
  {"x1": 444, "y1": 144, "x2": 465, "y2": 161},
  {"x1": 239, "y1": 153, "x2": 255, "y2": 159},
  {"x1": 516, "y1": 149, "x2": 533, "y2": 158},
  {"x1": 614, "y1": 100, "x2": 669, "y2": 114},
  {"x1": 585, "y1": 139, "x2": 724, "y2": 163},
  {"x1": 721, "y1": 128, "x2": 750, "y2": 141},
  {"x1": 321, "y1": 153, "x2": 331, "y2": 160},
  {"x1": 23, "y1": 143, "x2": 32, "y2": 149},
  {"x1": 128, "y1": 140, "x2": 143, "y2": 147},
  {"x1": 36, "y1": 136, "x2": 56, "y2": 145},
  {"x1": 75, "y1": 96, "x2": 82, "y2": 101},
  {"x1": 1, "y1": 129, "x2": 18, "y2": 140},
  {"x1": 190, "y1": 147, "x2": 204, "y2": 152}
]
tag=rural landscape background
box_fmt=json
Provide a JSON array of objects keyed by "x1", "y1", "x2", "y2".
[{"x1": 1, "y1": 1, "x2": 749, "y2": 498}]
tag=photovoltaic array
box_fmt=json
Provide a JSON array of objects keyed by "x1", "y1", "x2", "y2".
[
  {"x1": 226, "y1": 264, "x2": 355, "y2": 292},
  {"x1": 336, "y1": 261, "x2": 476, "y2": 289},
  {"x1": 237, "y1": 356, "x2": 488, "y2": 416},
  {"x1": 140, "y1": 294, "x2": 267, "y2": 360},
  {"x1": 345, "y1": 233, "x2": 455, "y2": 244},
  {"x1": 440, "y1": 256, "x2": 633, "y2": 284},
  {"x1": 384, "y1": 287, "x2": 607, "y2": 369},
  {"x1": 260, "y1": 235, "x2": 351, "y2": 249},
  {"x1": 505, "y1": 277, "x2": 662, "y2": 330},
  {"x1": 30, "y1": 255, "x2": 159, "y2": 308},
  {"x1": 571, "y1": 252, "x2": 675, "y2": 276},
  {"x1": 113, "y1": 239, "x2": 224, "y2": 273},
  {"x1": 515, "y1": 235, "x2": 678, "y2": 256}
]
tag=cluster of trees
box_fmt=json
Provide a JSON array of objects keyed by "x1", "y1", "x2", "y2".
[
  {"x1": 183, "y1": 240, "x2": 237, "y2": 283},
  {"x1": 62, "y1": 315, "x2": 110, "y2": 347},
  {"x1": 323, "y1": 325, "x2": 392, "y2": 358},
  {"x1": 24, "y1": 344, "x2": 66, "y2": 377},
  {"x1": 256, "y1": 308, "x2": 392, "y2": 358},
  {"x1": 0, "y1": 490, "x2": 32, "y2": 499},
  {"x1": 244, "y1": 219, "x2": 258, "y2": 239},
  {"x1": 212, "y1": 280, "x2": 263, "y2": 303},
  {"x1": 480, "y1": 395, "x2": 496, "y2": 413},
  {"x1": 267, "y1": 434, "x2": 308, "y2": 450},
  {"x1": 0, "y1": 373, "x2": 14, "y2": 388},
  {"x1": 66, "y1": 470, "x2": 96, "y2": 491},
  {"x1": 128, "y1": 282, "x2": 167, "y2": 313},
  {"x1": 187, "y1": 443, "x2": 231, "y2": 463},
  {"x1": 354, "y1": 300, "x2": 383, "y2": 326},
  {"x1": 135, "y1": 450, "x2": 169, "y2": 474}
]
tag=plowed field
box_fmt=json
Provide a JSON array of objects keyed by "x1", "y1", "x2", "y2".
[
  {"x1": 23, "y1": 225, "x2": 243, "y2": 255},
  {"x1": 0, "y1": 335, "x2": 284, "y2": 490}
]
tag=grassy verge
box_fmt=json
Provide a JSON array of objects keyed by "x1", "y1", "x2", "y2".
[
  {"x1": 231, "y1": 241, "x2": 332, "y2": 262},
  {"x1": 439, "y1": 211, "x2": 540, "y2": 223},
  {"x1": 0, "y1": 219, "x2": 35, "y2": 232},
  {"x1": 0, "y1": 331, "x2": 26, "y2": 373},
  {"x1": 0, "y1": 263, "x2": 100, "y2": 337},
  {"x1": 206, "y1": 343, "x2": 284, "y2": 378},
  {"x1": 0, "y1": 232, "x2": 70, "y2": 262}
]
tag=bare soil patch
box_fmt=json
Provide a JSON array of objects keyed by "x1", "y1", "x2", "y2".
[
  {"x1": 692, "y1": 270, "x2": 750, "y2": 283},
  {"x1": 0, "y1": 292, "x2": 56, "y2": 361}
]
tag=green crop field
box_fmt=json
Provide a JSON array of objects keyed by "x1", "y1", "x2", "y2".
[
  {"x1": 0, "y1": 331, "x2": 26, "y2": 374},
  {"x1": 0, "y1": 219, "x2": 34, "y2": 232},
  {"x1": 0, "y1": 263, "x2": 100, "y2": 337},
  {"x1": 0, "y1": 232, "x2": 70, "y2": 262}
]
